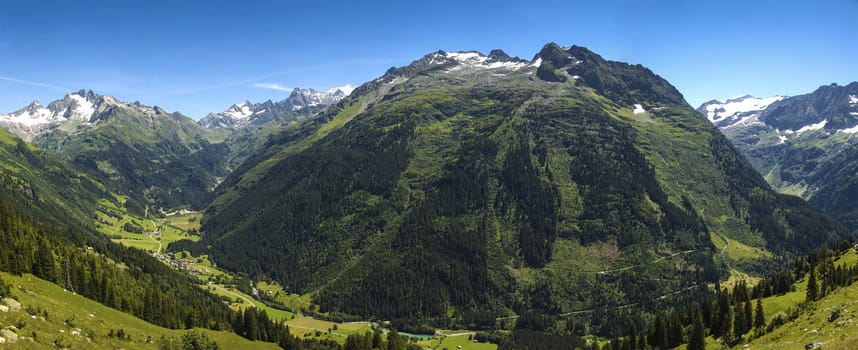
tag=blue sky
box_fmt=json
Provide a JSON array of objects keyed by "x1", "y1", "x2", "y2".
[{"x1": 1, "y1": 0, "x2": 856, "y2": 119}]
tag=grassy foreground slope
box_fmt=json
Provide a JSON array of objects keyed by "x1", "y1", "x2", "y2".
[
  {"x1": 746, "y1": 251, "x2": 858, "y2": 349},
  {"x1": 0, "y1": 272, "x2": 279, "y2": 349}
]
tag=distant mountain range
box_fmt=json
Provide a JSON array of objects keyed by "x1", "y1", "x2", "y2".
[
  {"x1": 0, "y1": 85, "x2": 353, "y2": 214},
  {"x1": 699, "y1": 82, "x2": 858, "y2": 230},
  {"x1": 0, "y1": 85, "x2": 355, "y2": 135}
]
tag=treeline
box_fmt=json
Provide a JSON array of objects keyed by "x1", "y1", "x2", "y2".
[{"x1": 0, "y1": 196, "x2": 339, "y2": 349}]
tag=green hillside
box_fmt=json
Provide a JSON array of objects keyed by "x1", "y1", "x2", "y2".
[
  {"x1": 745, "y1": 247, "x2": 858, "y2": 349},
  {"x1": 192, "y1": 44, "x2": 849, "y2": 335},
  {"x1": 0, "y1": 125, "x2": 345, "y2": 349},
  {"x1": 33, "y1": 99, "x2": 229, "y2": 214},
  {"x1": 0, "y1": 127, "x2": 111, "y2": 230},
  {"x1": 598, "y1": 241, "x2": 858, "y2": 350},
  {"x1": 0, "y1": 272, "x2": 279, "y2": 349}
]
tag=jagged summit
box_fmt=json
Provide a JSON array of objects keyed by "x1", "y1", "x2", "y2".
[
  {"x1": 0, "y1": 90, "x2": 108, "y2": 140},
  {"x1": 374, "y1": 48, "x2": 531, "y2": 86}
]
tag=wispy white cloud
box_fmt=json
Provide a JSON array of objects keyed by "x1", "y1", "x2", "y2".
[
  {"x1": 177, "y1": 57, "x2": 402, "y2": 95},
  {"x1": 253, "y1": 83, "x2": 292, "y2": 92},
  {"x1": 0, "y1": 76, "x2": 69, "y2": 91}
]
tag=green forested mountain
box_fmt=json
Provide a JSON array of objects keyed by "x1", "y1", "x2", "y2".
[
  {"x1": 192, "y1": 43, "x2": 849, "y2": 334},
  {"x1": 26, "y1": 93, "x2": 229, "y2": 214},
  {"x1": 0, "y1": 126, "x2": 111, "y2": 229}
]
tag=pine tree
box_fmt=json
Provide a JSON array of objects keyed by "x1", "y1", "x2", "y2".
[
  {"x1": 743, "y1": 301, "x2": 753, "y2": 333},
  {"x1": 713, "y1": 290, "x2": 732, "y2": 339},
  {"x1": 754, "y1": 298, "x2": 766, "y2": 330},
  {"x1": 701, "y1": 299, "x2": 714, "y2": 328},
  {"x1": 668, "y1": 314, "x2": 684, "y2": 348},
  {"x1": 386, "y1": 328, "x2": 405, "y2": 350},
  {"x1": 628, "y1": 324, "x2": 638, "y2": 350},
  {"x1": 243, "y1": 309, "x2": 259, "y2": 340},
  {"x1": 807, "y1": 266, "x2": 819, "y2": 302},
  {"x1": 687, "y1": 311, "x2": 705, "y2": 350},
  {"x1": 733, "y1": 302, "x2": 746, "y2": 338},
  {"x1": 345, "y1": 333, "x2": 360, "y2": 350},
  {"x1": 372, "y1": 329, "x2": 384, "y2": 349},
  {"x1": 649, "y1": 316, "x2": 668, "y2": 349}
]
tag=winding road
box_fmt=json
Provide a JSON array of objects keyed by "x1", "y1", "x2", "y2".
[
  {"x1": 545, "y1": 249, "x2": 695, "y2": 275},
  {"x1": 148, "y1": 220, "x2": 162, "y2": 254},
  {"x1": 208, "y1": 283, "x2": 257, "y2": 308}
]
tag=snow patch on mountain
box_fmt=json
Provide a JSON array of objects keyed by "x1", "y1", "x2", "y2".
[
  {"x1": 795, "y1": 119, "x2": 828, "y2": 134},
  {"x1": 68, "y1": 93, "x2": 96, "y2": 121},
  {"x1": 0, "y1": 90, "x2": 166, "y2": 140},
  {"x1": 329, "y1": 84, "x2": 356, "y2": 97},
  {"x1": 633, "y1": 104, "x2": 645, "y2": 114},
  {"x1": 838, "y1": 124, "x2": 858, "y2": 134},
  {"x1": 701, "y1": 95, "x2": 785, "y2": 125},
  {"x1": 431, "y1": 51, "x2": 529, "y2": 72},
  {"x1": 223, "y1": 101, "x2": 253, "y2": 119},
  {"x1": 0, "y1": 101, "x2": 54, "y2": 127}
]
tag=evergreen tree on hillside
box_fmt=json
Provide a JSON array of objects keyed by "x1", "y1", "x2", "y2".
[
  {"x1": 649, "y1": 316, "x2": 668, "y2": 349},
  {"x1": 386, "y1": 328, "x2": 405, "y2": 350},
  {"x1": 807, "y1": 266, "x2": 819, "y2": 302},
  {"x1": 754, "y1": 298, "x2": 766, "y2": 330},
  {"x1": 713, "y1": 290, "x2": 732, "y2": 339},
  {"x1": 628, "y1": 324, "x2": 638, "y2": 350},
  {"x1": 733, "y1": 302, "x2": 746, "y2": 338},
  {"x1": 742, "y1": 300, "x2": 754, "y2": 334},
  {"x1": 687, "y1": 311, "x2": 705, "y2": 350}
]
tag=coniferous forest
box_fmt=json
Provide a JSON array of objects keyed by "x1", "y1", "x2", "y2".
[{"x1": 0, "y1": 192, "x2": 339, "y2": 349}]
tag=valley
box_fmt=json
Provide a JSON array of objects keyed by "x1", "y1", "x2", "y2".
[
  {"x1": 96, "y1": 192, "x2": 500, "y2": 349},
  {"x1": 0, "y1": 17, "x2": 853, "y2": 348}
]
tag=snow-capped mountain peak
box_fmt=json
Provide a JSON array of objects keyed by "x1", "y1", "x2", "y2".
[
  {"x1": 284, "y1": 86, "x2": 353, "y2": 112},
  {"x1": 327, "y1": 84, "x2": 356, "y2": 97},
  {"x1": 67, "y1": 93, "x2": 96, "y2": 121},
  {"x1": 697, "y1": 95, "x2": 785, "y2": 128},
  {"x1": 198, "y1": 85, "x2": 353, "y2": 129},
  {"x1": 430, "y1": 50, "x2": 530, "y2": 71},
  {"x1": 0, "y1": 100, "x2": 53, "y2": 127},
  {"x1": 223, "y1": 101, "x2": 254, "y2": 119},
  {"x1": 0, "y1": 90, "x2": 103, "y2": 134},
  {"x1": 0, "y1": 90, "x2": 179, "y2": 141}
]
